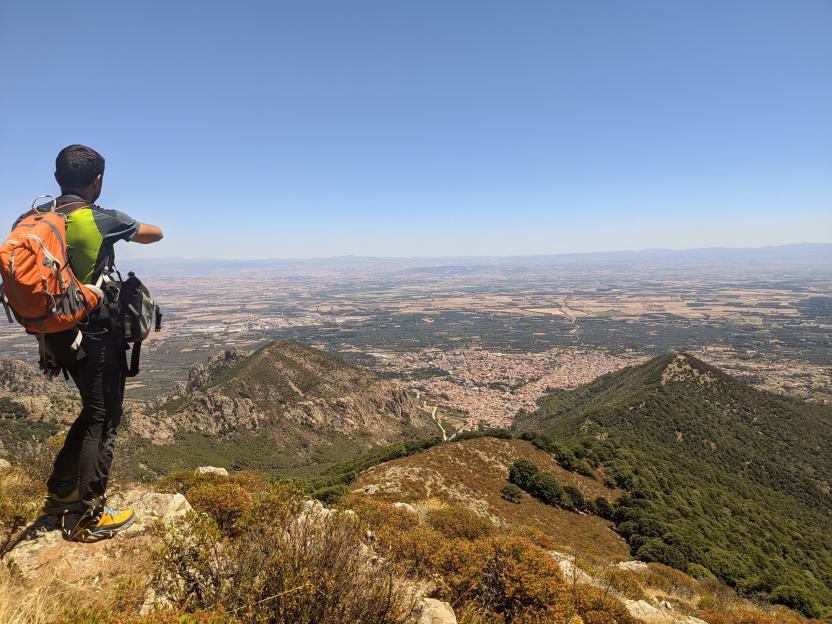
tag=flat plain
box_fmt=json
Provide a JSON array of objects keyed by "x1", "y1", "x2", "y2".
[{"x1": 1, "y1": 245, "x2": 829, "y2": 430}]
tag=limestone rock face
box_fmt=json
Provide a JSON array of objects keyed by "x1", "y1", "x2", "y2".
[
  {"x1": 3, "y1": 489, "x2": 192, "y2": 582},
  {"x1": 136, "y1": 341, "x2": 434, "y2": 455},
  {"x1": 623, "y1": 599, "x2": 708, "y2": 624},
  {"x1": 0, "y1": 358, "x2": 80, "y2": 425},
  {"x1": 616, "y1": 560, "x2": 649, "y2": 572},
  {"x1": 415, "y1": 598, "x2": 457, "y2": 624},
  {"x1": 195, "y1": 466, "x2": 229, "y2": 476},
  {"x1": 186, "y1": 348, "x2": 247, "y2": 392}
]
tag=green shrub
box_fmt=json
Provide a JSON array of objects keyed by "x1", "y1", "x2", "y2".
[
  {"x1": 687, "y1": 562, "x2": 717, "y2": 581},
  {"x1": 635, "y1": 539, "x2": 687, "y2": 571},
  {"x1": 507, "y1": 458, "x2": 538, "y2": 490},
  {"x1": 770, "y1": 585, "x2": 821, "y2": 618},
  {"x1": 563, "y1": 485, "x2": 586, "y2": 511},
  {"x1": 527, "y1": 471, "x2": 564, "y2": 506},
  {"x1": 310, "y1": 484, "x2": 348, "y2": 504},
  {"x1": 500, "y1": 483, "x2": 524, "y2": 503},
  {"x1": 593, "y1": 496, "x2": 615, "y2": 520}
]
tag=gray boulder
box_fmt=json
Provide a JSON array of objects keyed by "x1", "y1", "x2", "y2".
[{"x1": 416, "y1": 598, "x2": 457, "y2": 624}]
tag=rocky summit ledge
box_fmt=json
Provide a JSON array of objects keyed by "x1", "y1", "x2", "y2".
[
  {"x1": 1, "y1": 485, "x2": 457, "y2": 624},
  {"x1": 3, "y1": 489, "x2": 192, "y2": 582}
]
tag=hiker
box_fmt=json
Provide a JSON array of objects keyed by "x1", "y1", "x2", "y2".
[{"x1": 7, "y1": 145, "x2": 163, "y2": 541}]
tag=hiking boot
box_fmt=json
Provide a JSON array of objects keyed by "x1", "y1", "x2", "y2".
[
  {"x1": 41, "y1": 490, "x2": 83, "y2": 516},
  {"x1": 63, "y1": 503, "x2": 136, "y2": 543}
]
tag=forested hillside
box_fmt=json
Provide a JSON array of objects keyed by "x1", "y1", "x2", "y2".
[{"x1": 515, "y1": 353, "x2": 832, "y2": 618}]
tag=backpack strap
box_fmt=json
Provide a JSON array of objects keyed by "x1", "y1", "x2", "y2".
[
  {"x1": 55, "y1": 201, "x2": 87, "y2": 216},
  {"x1": 128, "y1": 340, "x2": 142, "y2": 377},
  {"x1": 0, "y1": 286, "x2": 14, "y2": 324}
]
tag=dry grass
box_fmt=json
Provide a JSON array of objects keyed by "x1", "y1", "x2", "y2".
[
  {"x1": 698, "y1": 606, "x2": 820, "y2": 624},
  {"x1": 640, "y1": 562, "x2": 698, "y2": 600},
  {"x1": 0, "y1": 535, "x2": 153, "y2": 624},
  {"x1": 0, "y1": 466, "x2": 45, "y2": 555}
]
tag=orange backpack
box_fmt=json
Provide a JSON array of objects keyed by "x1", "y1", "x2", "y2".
[{"x1": 0, "y1": 195, "x2": 101, "y2": 334}]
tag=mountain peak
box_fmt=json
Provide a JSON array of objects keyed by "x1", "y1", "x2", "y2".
[
  {"x1": 129, "y1": 342, "x2": 437, "y2": 470},
  {"x1": 659, "y1": 353, "x2": 718, "y2": 387}
]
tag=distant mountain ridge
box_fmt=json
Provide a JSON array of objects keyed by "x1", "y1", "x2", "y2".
[
  {"x1": 515, "y1": 352, "x2": 832, "y2": 617},
  {"x1": 122, "y1": 242, "x2": 832, "y2": 271}
]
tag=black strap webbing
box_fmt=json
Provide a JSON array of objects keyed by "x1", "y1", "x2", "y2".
[{"x1": 127, "y1": 340, "x2": 141, "y2": 377}]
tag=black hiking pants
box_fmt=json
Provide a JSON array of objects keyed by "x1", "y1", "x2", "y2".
[{"x1": 45, "y1": 325, "x2": 126, "y2": 509}]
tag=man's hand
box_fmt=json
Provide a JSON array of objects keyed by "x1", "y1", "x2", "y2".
[{"x1": 132, "y1": 223, "x2": 164, "y2": 244}]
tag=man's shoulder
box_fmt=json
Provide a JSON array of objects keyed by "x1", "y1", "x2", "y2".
[{"x1": 87, "y1": 205, "x2": 138, "y2": 240}]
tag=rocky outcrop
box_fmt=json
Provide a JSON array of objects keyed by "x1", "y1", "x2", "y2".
[
  {"x1": 134, "y1": 342, "x2": 435, "y2": 450},
  {"x1": 186, "y1": 348, "x2": 247, "y2": 392},
  {"x1": 0, "y1": 358, "x2": 79, "y2": 425},
  {"x1": 3, "y1": 489, "x2": 192, "y2": 582},
  {"x1": 195, "y1": 466, "x2": 228, "y2": 476},
  {"x1": 549, "y1": 551, "x2": 707, "y2": 624},
  {"x1": 168, "y1": 391, "x2": 262, "y2": 437},
  {"x1": 415, "y1": 598, "x2": 457, "y2": 624}
]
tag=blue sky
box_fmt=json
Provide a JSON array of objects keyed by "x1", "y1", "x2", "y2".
[{"x1": 1, "y1": 1, "x2": 830, "y2": 259}]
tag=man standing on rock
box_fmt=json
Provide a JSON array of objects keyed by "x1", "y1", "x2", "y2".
[{"x1": 22, "y1": 145, "x2": 164, "y2": 541}]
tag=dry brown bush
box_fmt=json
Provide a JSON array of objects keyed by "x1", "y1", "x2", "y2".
[
  {"x1": 431, "y1": 535, "x2": 566, "y2": 622},
  {"x1": 574, "y1": 584, "x2": 640, "y2": 623},
  {"x1": 338, "y1": 495, "x2": 420, "y2": 533},
  {"x1": 153, "y1": 490, "x2": 412, "y2": 624},
  {"x1": 56, "y1": 608, "x2": 241, "y2": 624},
  {"x1": 154, "y1": 470, "x2": 261, "y2": 498},
  {"x1": 187, "y1": 482, "x2": 253, "y2": 535},
  {"x1": 699, "y1": 608, "x2": 781, "y2": 624},
  {"x1": 699, "y1": 605, "x2": 818, "y2": 624},
  {"x1": 383, "y1": 525, "x2": 446, "y2": 577},
  {"x1": 641, "y1": 561, "x2": 698, "y2": 599},
  {"x1": 426, "y1": 506, "x2": 496, "y2": 540},
  {"x1": 599, "y1": 568, "x2": 646, "y2": 600},
  {"x1": 505, "y1": 525, "x2": 557, "y2": 550},
  {"x1": 697, "y1": 579, "x2": 743, "y2": 612}
]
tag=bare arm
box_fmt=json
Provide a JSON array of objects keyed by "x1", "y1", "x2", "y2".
[{"x1": 131, "y1": 223, "x2": 164, "y2": 244}]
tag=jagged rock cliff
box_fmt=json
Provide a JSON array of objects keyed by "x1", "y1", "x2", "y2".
[
  {"x1": 0, "y1": 359, "x2": 80, "y2": 426},
  {"x1": 129, "y1": 341, "x2": 435, "y2": 456}
]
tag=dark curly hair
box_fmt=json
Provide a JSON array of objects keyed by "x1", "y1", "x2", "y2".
[{"x1": 55, "y1": 144, "x2": 105, "y2": 190}]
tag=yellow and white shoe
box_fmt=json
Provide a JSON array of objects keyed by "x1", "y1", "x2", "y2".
[{"x1": 65, "y1": 503, "x2": 136, "y2": 543}]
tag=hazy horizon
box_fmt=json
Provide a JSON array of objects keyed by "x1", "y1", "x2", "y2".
[{"x1": 120, "y1": 241, "x2": 831, "y2": 264}]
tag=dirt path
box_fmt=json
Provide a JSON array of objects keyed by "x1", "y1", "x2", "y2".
[{"x1": 429, "y1": 404, "x2": 448, "y2": 441}]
